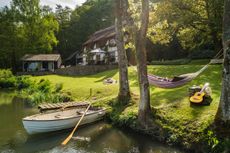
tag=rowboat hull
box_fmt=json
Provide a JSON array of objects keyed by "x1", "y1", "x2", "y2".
[{"x1": 22, "y1": 108, "x2": 106, "y2": 134}]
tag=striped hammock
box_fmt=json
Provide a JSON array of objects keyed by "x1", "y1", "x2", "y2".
[
  {"x1": 146, "y1": 49, "x2": 223, "y2": 88},
  {"x1": 147, "y1": 64, "x2": 209, "y2": 88}
]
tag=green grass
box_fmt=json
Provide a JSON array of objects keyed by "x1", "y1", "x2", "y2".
[
  {"x1": 33, "y1": 69, "x2": 120, "y2": 101},
  {"x1": 33, "y1": 61, "x2": 223, "y2": 150}
]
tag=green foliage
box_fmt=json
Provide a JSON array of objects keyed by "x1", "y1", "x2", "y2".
[
  {"x1": 0, "y1": 69, "x2": 17, "y2": 88},
  {"x1": 0, "y1": 77, "x2": 17, "y2": 88},
  {"x1": 16, "y1": 76, "x2": 33, "y2": 90},
  {"x1": 23, "y1": 79, "x2": 72, "y2": 105},
  {"x1": 55, "y1": 0, "x2": 114, "y2": 60},
  {"x1": 55, "y1": 83, "x2": 63, "y2": 92},
  {"x1": 0, "y1": 69, "x2": 73, "y2": 105},
  {"x1": 108, "y1": 99, "x2": 138, "y2": 127},
  {"x1": 0, "y1": 69, "x2": 14, "y2": 78},
  {"x1": 200, "y1": 130, "x2": 230, "y2": 152},
  {"x1": 0, "y1": 0, "x2": 59, "y2": 70},
  {"x1": 148, "y1": 0, "x2": 224, "y2": 51},
  {"x1": 206, "y1": 131, "x2": 219, "y2": 149},
  {"x1": 189, "y1": 49, "x2": 216, "y2": 59},
  {"x1": 37, "y1": 79, "x2": 52, "y2": 93}
]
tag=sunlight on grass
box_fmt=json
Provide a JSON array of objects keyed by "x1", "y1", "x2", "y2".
[{"x1": 34, "y1": 69, "x2": 119, "y2": 101}]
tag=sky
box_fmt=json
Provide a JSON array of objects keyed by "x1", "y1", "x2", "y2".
[{"x1": 0, "y1": 0, "x2": 86, "y2": 9}]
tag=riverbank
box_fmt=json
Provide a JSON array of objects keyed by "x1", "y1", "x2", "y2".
[
  {"x1": 0, "y1": 91, "x2": 182, "y2": 153},
  {"x1": 0, "y1": 69, "x2": 73, "y2": 105},
  {"x1": 31, "y1": 61, "x2": 226, "y2": 152}
]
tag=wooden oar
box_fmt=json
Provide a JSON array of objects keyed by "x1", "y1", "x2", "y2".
[{"x1": 61, "y1": 102, "x2": 92, "y2": 146}]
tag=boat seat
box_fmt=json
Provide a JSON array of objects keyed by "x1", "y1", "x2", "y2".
[
  {"x1": 55, "y1": 114, "x2": 61, "y2": 118},
  {"x1": 76, "y1": 111, "x2": 84, "y2": 115}
]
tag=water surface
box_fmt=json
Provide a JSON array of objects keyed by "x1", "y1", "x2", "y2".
[{"x1": 0, "y1": 91, "x2": 183, "y2": 153}]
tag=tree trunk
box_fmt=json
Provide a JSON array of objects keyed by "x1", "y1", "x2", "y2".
[
  {"x1": 217, "y1": 0, "x2": 230, "y2": 123},
  {"x1": 115, "y1": 0, "x2": 130, "y2": 104},
  {"x1": 135, "y1": 0, "x2": 151, "y2": 126}
]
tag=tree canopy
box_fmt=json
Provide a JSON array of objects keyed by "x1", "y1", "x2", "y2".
[
  {"x1": 0, "y1": 0, "x2": 58, "y2": 70},
  {"x1": 55, "y1": 0, "x2": 115, "y2": 60}
]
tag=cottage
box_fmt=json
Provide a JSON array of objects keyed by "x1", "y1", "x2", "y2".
[
  {"x1": 82, "y1": 26, "x2": 127, "y2": 65},
  {"x1": 21, "y1": 54, "x2": 62, "y2": 72}
]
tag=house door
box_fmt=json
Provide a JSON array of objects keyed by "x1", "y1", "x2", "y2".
[
  {"x1": 42, "y1": 62, "x2": 48, "y2": 71},
  {"x1": 96, "y1": 54, "x2": 100, "y2": 64},
  {"x1": 23, "y1": 62, "x2": 28, "y2": 72}
]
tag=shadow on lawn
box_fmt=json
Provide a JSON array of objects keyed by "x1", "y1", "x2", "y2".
[
  {"x1": 150, "y1": 86, "x2": 188, "y2": 107},
  {"x1": 94, "y1": 69, "x2": 118, "y2": 83},
  {"x1": 54, "y1": 69, "x2": 118, "y2": 81}
]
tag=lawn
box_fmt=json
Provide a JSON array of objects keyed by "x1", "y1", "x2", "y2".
[
  {"x1": 34, "y1": 69, "x2": 120, "y2": 101},
  {"x1": 34, "y1": 61, "x2": 222, "y2": 149}
]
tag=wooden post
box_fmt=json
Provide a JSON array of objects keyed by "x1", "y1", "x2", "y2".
[{"x1": 89, "y1": 88, "x2": 92, "y2": 97}]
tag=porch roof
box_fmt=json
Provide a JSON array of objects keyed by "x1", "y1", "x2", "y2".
[
  {"x1": 21, "y1": 54, "x2": 61, "y2": 62},
  {"x1": 90, "y1": 48, "x2": 105, "y2": 53}
]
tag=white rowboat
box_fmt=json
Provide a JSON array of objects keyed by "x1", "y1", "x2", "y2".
[{"x1": 22, "y1": 107, "x2": 106, "y2": 134}]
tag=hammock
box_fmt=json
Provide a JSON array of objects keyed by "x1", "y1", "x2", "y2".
[
  {"x1": 147, "y1": 64, "x2": 209, "y2": 88},
  {"x1": 130, "y1": 49, "x2": 223, "y2": 89}
]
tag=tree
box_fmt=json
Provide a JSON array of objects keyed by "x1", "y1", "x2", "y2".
[
  {"x1": 216, "y1": 0, "x2": 230, "y2": 123},
  {"x1": 0, "y1": 0, "x2": 59, "y2": 70},
  {"x1": 13, "y1": 0, "x2": 59, "y2": 53},
  {"x1": 115, "y1": 0, "x2": 130, "y2": 103},
  {"x1": 136, "y1": 0, "x2": 151, "y2": 126},
  {"x1": 126, "y1": 0, "x2": 151, "y2": 126},
  {"x1": 0, "y1": 6, "x2": 21, "y2": 70},
  {"x1": 148, "y1": 0, "x2": 224, "y2": 52},
  {"x1": 55, "y1": 0, "x2": 115, "y2": 60},
  {"x1": 54, "y1": 5, "x2": 72, "y2": 58}
]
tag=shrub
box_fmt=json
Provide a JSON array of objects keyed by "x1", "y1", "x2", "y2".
[
  {"x1": 0, "y1": 69, "x2": 14, "y2": 78},
  {"x1": 189, "y1": 49, "x2": 216, "y2": 59},
  {"x1": 0, "y1": 69, "x2": 16, "y2": 88},
  {"x1": 55, "y1": 83, "x2": 63, "y2": 92},
  {"x1": 37, "y1": 79, "x2": 52, "y2": 93},
  {"x1": 0, "y1": 69, "x2": 73, "y2": 105},
  {"x1": 26, "y1": 92, "x2": 73, "y2": 105},
  {"x1": 16, "y1": 76, "x2": 33, "y2": 90},
  {"x1": 0, "y1": 77, "x2": 17, "y2": 88}
]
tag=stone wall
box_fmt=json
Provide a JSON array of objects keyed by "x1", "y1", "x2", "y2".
[
  {"x1": 17, "y1": 71, "x2": 55, "y2": 76},
  {"x1": 55, "y1": 65, "x2": 118, "y2": 76}
]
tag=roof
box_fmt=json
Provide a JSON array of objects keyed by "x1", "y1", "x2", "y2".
[
  {"x1": 83, "y1": 25, "x2": 116, "y2": 46},
  {"x1": 21, "y1": 54, "x2": 61, "y2": 62}
]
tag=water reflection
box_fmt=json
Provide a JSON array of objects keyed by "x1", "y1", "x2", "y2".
[{"x1": 0, "y1": 91, "x2": 183, "y2": 153}]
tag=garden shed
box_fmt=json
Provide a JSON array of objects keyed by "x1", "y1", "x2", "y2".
[{"x1": 21, "y1": 54, "x2": 62, "y2": 72}]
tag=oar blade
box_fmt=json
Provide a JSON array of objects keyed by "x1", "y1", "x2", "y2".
[
  {"x1": 61, "y1": 103, "x2": 92, "y2": 146},
  {"x1": 61, "y1": 134, "x2": 72, "y2": 146}
]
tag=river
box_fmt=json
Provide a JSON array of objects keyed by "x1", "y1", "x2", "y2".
[{"x1": 0, "y1": 91, "x2": 183, "y2": 153}]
